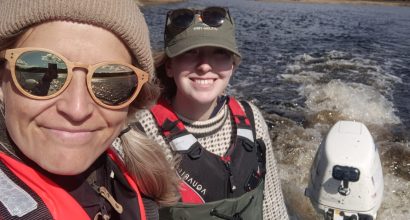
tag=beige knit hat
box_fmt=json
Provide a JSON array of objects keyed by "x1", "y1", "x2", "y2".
[{"x1": 0, "y1": 0, "x2": 154, "y2": 76}]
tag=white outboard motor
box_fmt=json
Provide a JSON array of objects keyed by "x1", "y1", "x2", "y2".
[{"x1": 305, "y1": 121, "x2": 383, "y2": 220}]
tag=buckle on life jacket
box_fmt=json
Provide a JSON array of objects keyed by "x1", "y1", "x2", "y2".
[
  {"x1": 245, "y1": 170, "x2": 262, "y2": 192},
  {"x1": 242, "y1": 139, "x2": 254, "y2": 152},
  {"x1": 188, "y1": 142, "x2": 203, "y2": 160}
]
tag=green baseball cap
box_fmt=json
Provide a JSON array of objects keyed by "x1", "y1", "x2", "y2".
[{"x1": 164, "y1": 7, "x2": 241, "y2": 61}]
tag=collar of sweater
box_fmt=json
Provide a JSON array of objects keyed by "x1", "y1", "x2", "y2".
[{"x1": 176, "y1": 104, "x2": 229, "y2": 138}]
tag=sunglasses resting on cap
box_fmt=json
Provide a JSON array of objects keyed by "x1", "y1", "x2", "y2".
[
  {"x1": 0, "y1": 47, "x2": 148, "y2": 109},
  {"x1": 167, "y1": 7, "x2": 232, "y2": 29}
]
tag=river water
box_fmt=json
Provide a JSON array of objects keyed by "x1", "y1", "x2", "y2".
[{"x1": 141, "y1": 1, "x2": 410, "y2": 219}]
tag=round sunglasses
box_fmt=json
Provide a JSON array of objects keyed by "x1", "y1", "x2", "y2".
[
  {"x1": 167, "y1": 7, "x2": 231, "y2": 29},
  {"x1": 0, "y1": 48, "x2": 149, "y2": 109}
]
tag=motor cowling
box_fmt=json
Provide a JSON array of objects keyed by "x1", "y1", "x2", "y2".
[{"x1": 305, "y1": 121, "x2": 384, "y2": 220}]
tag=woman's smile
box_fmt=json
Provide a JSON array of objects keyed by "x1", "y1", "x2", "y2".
[{"x1": 41, "y1": 126, "x2": 96, "y2": 144}]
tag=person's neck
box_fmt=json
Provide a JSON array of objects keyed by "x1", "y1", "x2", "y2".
[
  {"x1": 172, "y1": 96, "x2": 217, "y2": 121},
  {"x1": 17, "y1": 148, "x2": 106, "y2": 191}
]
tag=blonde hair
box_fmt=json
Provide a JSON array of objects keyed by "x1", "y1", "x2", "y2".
[{"x1": 121, "y1": 127, "x2": 180, "y2": 206}]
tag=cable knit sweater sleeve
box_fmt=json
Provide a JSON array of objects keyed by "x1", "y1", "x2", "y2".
[
  {"x1": 248, "y1": 102, "x2": 289, "y2": 220},
  {"x1": 135, "y1": 101, "x2": 289, "y2": 219},
  {"x1": 134, "y1": 109, "x2": 173, "y2": 161}
]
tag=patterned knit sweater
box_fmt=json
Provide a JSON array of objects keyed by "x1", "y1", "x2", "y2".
[{"x1": 135, "y1": 101, "x2": 289, "y2": 220}]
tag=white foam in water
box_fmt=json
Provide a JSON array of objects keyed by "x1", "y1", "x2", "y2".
[
  {"x1": 379, "y1": 172, "x2": 410, "y2": 219},
  {"x1": 286, "y1": 51, "x2": 402, "y2": 86},
  {"x1": 303, "y1": 80, "x2": 400, "y2": 125},
  {"x1": 281, "y1": 71, "x2": 325, "y2": 84},
  {"x1": 281, "y1": 50, "x2": 402, "y2": 125}
]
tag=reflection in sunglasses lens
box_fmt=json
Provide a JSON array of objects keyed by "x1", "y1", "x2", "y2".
[
  {"x1": 171, "y1": 9, "x2": 194, "y2": 28},
  {"x1": 202, "y1": 8, "x2": 226, "y2": 27},
  {"x1": 91, "y1": 64, "x2": 138, "y2": 106},
  {"x1": 15, "y1": 51, "x2": 68, "y2": 96}
]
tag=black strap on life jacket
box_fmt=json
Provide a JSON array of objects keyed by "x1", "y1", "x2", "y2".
[
  {"x1": 239, "y1": 101, "x2": 266, "y2": 178},
  {"x1": 239, "y1": 101, "x2": 256, "y2": 141}
]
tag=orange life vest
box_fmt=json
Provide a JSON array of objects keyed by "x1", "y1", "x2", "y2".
[{"x1": 0, "y1": 149, "x2": 146, "y2": 220}]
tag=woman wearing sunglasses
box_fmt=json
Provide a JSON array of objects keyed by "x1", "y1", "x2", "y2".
[
  {"x1": 0, "y1": 0, "x2": 178, "y2": 219},
  {"x1": 127, "y1": 7, "x2": 289, "y2": 220}
]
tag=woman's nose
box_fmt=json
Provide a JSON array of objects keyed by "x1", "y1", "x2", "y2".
[
  {"x1": 55, "y1": 69, "x2": 94, "y2": 122},
  {"x1": 196, "y1": 55, "x2": 213, "y2": 73}
]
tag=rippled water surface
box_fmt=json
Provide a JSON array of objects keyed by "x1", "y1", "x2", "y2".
[{"x1": 142, "y1": 1, "x2": 410, "y2": 219}]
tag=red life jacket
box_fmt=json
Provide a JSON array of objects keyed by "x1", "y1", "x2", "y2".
[
  {"x1": 150, "y1": 97, "x2": 266, "y2": 204},
  {"x1": 0, "y1": 149, "x2": 146, "y2": 220}
]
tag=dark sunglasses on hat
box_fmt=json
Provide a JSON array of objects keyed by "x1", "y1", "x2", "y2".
[
  {"x1": 0, "y1": 47, "x2": 148, "y2": 109},
  {"x1": 167, "y1": 6, "x2": 232, "y2": 29}
]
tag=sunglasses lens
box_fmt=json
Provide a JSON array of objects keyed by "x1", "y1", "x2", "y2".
[
  {"x1": 91, "y1": 64, "x2": 138, "y2": 106},
  {"x1": 170, "y1": 9, "x2": 195, "y2": 28},
  {"x1": 15, "y1": 51, "x2": 68, "y2": 96},
  {"x1": 202, "y1": 7, "x2": 226, "y2": 27}
]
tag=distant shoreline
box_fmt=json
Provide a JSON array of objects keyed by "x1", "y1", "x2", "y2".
[
  {"x1": 257, "y1": 0, "x2": 410, "y2": 7},
  {"x1": 139, "y1": 0, "x2": 183, "y2": 5},
  {"x1": 139, "y1": 0, "x2": 410, "y2": 7}
]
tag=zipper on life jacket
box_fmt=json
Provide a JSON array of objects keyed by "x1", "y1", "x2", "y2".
[
  {"x1": 90, "y1": 181, "x2": 123, "y2": 215},
  {"x1": 222, "y1": 156, "x2": 237, "y2": 195}
]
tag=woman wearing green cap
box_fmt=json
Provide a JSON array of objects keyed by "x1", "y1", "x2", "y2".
[
  {"x1": 124, "y1": 7, "x2": 289, "y2": 220},
  {"x1": 0, "y1": 0, "x2": 178, "y2": 219}
]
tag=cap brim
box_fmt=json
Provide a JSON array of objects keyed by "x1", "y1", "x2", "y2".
[{"x1": 165, "y1": 36, "x2": 241, "y2": 59}]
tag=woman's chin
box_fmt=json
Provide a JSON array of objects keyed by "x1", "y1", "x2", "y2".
[
  {"x1": 190, "y1": 93, "x2": 220, "y2": 105},
  {"x1": 38, "y1": 158, "x2": 92, "y2": 176}
]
